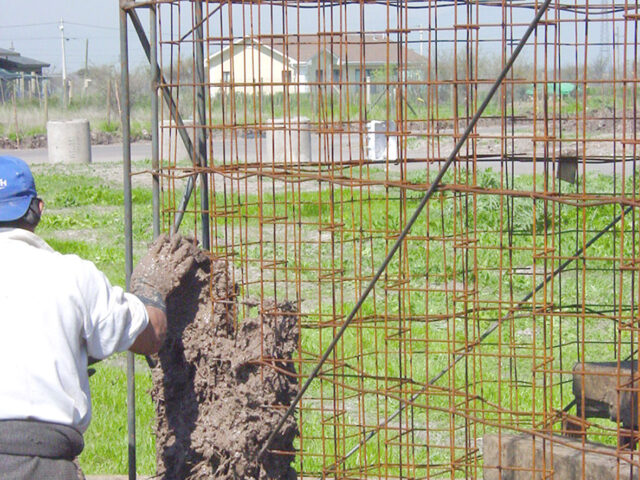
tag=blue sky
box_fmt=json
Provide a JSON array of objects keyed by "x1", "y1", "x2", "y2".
[
  {"x1": 0, "y1": 1, "x2": 621, "y2": 77},
  {"x1": 0, "y1": 0, "x2": 149, "y2": 73}
]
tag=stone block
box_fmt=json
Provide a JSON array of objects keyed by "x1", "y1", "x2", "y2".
[
  {"x1": 266, "y1": 117, "x2": 311, "y2": 164},
  {"x1": 573, "y1": 361, "x2": 639, "y2": 427},
  {"x1": 483, "y1": 433, "x2": 638, "y2": 480}
]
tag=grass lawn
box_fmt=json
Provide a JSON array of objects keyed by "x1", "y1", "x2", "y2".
[{"x1": 28, "y1": 158, "x2": 637, "y2": 477}]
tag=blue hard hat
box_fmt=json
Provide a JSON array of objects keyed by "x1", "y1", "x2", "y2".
[{"x1": 0, "y1": 156, "x2": 37, "y2": 222}]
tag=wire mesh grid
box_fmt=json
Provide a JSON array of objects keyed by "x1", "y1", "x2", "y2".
[{"x1": 129, "y1": 0, "x2": 640, "y2": 478}]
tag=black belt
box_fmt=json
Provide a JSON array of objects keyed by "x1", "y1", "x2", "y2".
[{"x1": 0, "y1": 419, "x2": 84, "y2": 460}]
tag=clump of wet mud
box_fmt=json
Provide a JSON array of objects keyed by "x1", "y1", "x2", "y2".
[{"x1": 150, "y1": 252, "x2": 299, "y2": 480}]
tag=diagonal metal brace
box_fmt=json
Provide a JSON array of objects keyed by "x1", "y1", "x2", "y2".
[
  {"x1": 257, "y1": 0, "x2": 553, "y2": 462},
  {"x1": 127, "y1": 8, "x2": 207, "y2": 236}
]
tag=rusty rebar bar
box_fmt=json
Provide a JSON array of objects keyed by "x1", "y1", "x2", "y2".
[{"x1": 258, "y1": 0, "x2": 552, "y2": 461}]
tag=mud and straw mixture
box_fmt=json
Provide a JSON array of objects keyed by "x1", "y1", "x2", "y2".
[{"x1": 149, "y1": 241, "x2": 299, "y2": 479}]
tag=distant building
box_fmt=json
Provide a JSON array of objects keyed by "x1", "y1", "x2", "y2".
[
  {"x1": 208, "y1": 34, "x2": 426, "y2": 97},
  {"x1": 0, "y1": 47, "x2": 50, "y2": 101}
]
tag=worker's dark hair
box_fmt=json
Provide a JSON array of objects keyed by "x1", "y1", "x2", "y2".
[{"x1": 0, "y1": 197, "x2": 42, "y2": 230}]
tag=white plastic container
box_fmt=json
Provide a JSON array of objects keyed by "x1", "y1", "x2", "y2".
[{"x1": 367, "y1": 120, "x2": 398, "y2": 162}]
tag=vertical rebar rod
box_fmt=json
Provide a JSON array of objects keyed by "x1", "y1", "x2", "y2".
[
  {"x1": 119, "y1": 3, "x2": 136, "y2": 479},
  {"x1": 151, "y1": 5, "x2": 160, "y2": 238},
  {"x1": 258, "y1": 0, "x2": 552, "y2": 460},
  {"x1": 195, "y1": 1, "x2": 210, "y2": 249}
]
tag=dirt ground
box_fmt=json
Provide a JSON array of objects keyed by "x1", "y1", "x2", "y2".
[{"x1": 149, "y1": 240, "x2": 299, "y2": 479}]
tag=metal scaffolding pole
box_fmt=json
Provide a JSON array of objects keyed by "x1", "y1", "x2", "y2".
[
  {"x1": 118, "y1": 3, "x2": 137, "y2": 480},
  {"x1": 194, "y1": 1, "x2": 210, "y2": 250},
  {"x1": 150, "y1": 4, "x2": 160, "y2": 239}
]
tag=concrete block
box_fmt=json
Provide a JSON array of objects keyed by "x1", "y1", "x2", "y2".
[
  {"x1": 47, "y1": 119, "x2": 91, "y2": 164},
  {"x1": 266, "y1": 117, "x2": 311, "y2": 164},
  {"x1": 483, "y1": 433, "x2": 638, "y2": 480},
  {"x1": 573, "y1": 361, "x2": 639, "y2": 427}
]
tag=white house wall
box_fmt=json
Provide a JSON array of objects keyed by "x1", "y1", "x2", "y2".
[{"x1": 208, "y1": 42, "x2": 308, "y2": 97}]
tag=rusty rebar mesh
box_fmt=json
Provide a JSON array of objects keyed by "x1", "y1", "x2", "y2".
[{"x1": 132, "y1": 1, "x2": 639, "y2": 478}]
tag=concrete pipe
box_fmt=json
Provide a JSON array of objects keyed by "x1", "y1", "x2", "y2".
[
  {"x1": 266, "y1": 117, "x2": 312, "y2": 164},
  {"x1": 47, "y1": 119, "x2": 92, "y2": 164}
]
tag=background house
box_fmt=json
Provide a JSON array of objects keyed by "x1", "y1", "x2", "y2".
[
  {"x1": 208, "y1": 33, "x2": 426, "y2": 98},
  {"x1": 208, "y1": 37, "x2": 303, "y2": 97},
  {"x1": 0, "y1": 47, "x2": 50, "y2": 101}
]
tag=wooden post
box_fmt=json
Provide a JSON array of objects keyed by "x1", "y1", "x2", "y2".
[
  {"x1": 12, "y1": 82, "x2": 20, "y2": 148},
  {"x1": 44, "y1": 79, "x2": 49, "y2": 125},
  {"x1": 83, "y1": 39, "x2": 89, "y2": 98},
  {"x1": 106, "y1": 78, "x2": 112, "y2": 125},
  {"x1": 115, "y1": 80, "x2": 122, "y2": 120}
]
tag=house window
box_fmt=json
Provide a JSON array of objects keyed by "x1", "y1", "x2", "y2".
[
  {"x1": 222, "y1": 71, "x2": 230, "y2": 82},
  {"x1": 316, "y1": 69, "x2": 324, "y2": 82},
  {"x1": 333, "y1": 69, "x2": 340, "y2": 82},
  {"x1": 282, "y1": 70, "x2": 292, "y2": 84}
]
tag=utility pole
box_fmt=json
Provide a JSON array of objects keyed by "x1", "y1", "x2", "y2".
[
  {"x1": 59, "y1": 18, "x2": 68, "y2": 108},
  {"x1": 83, "y1": 39, "x2": 89, "y2": 98}
]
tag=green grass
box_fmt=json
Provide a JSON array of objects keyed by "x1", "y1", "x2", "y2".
[
  {"x1": 28, "y1": 161, "x2": 638, "y2": 477},
  {"x1": 82, "y1": 363, "x2": 156, "y2": 474},
  {"x1": 232, "y1": 168, "x2": 637, "y2": 476},
  {"x1": 0, "y1": 99, "x2": 150, "y2": 140},
  {"x1": 95, "y1": 120, "x2": 120, "y2": 134}
]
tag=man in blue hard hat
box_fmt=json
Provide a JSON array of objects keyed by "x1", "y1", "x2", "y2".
[{"x1": 0, "y1": 155, "x2": 193, "y2": 479}]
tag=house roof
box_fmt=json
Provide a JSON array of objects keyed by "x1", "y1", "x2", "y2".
[
  {"x1": 0, "y1": 53, "x2": 50, "y2": 73},
  {"x1": 209, "y1": 37, "x2": 289, "y2": 66},
  {"x1": 209, "y1": 33, "x2": 426, "y2": 67},
  {"x1": 0, "y1": 47, "x2": 19, "y2": 57},
  {"x1": 525, "y1": 82, "x2": 576, "y2": 96},
  {"x1": 267, "y1": 34, "x2": 426, "y2": 66}
]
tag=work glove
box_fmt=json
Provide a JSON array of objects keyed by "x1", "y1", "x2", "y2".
[{"x1": 130, "y1": 233, "x2": 205, "y2": 312}]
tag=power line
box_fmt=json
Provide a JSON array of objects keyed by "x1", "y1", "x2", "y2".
[
  {"x1": 0, "y1": 36, "x2": 87, "y2": 41},
  {"x1": 0, "y1": 22, "x2": 58, "y2": 28},
  {"x1": 64, "y1": 22, "x2": 118, "y2": 31},
  {"x1": 0, "y1": 21, "x2": 117, "y2": 31}
]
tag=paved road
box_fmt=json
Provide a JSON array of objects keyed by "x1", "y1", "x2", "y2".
[
  {"x1": 0, "y1": 142, "x2": 152, "y2": 165},
  {"x1": 1, "y1": 138, "x2": 630, "y2": 178}
]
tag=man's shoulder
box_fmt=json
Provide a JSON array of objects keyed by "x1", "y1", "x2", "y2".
[{"x1": 0, "y1": 228, "x2": 109, "y2": 287}]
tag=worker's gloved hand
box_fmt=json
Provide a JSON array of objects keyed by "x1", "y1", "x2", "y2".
[{"x1": 130, "y1": 234, "x2": 205, "y2": 312}]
